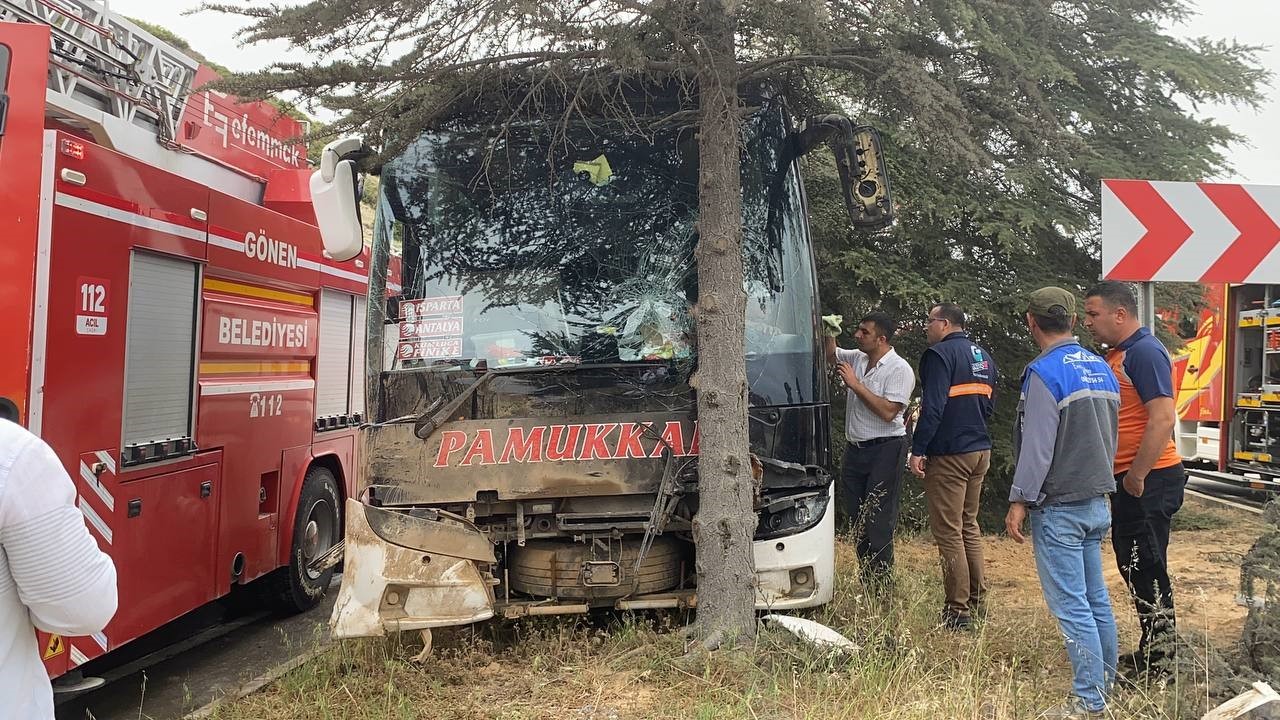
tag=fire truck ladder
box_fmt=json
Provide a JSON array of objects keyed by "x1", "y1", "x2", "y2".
[{"x1": 0, "y1": 0, "x2": 198, "y2": 145}]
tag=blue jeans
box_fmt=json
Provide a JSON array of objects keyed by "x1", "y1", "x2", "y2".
[{"x1": 1031, "y1": 496, "x2": 1118, "y2": 712}]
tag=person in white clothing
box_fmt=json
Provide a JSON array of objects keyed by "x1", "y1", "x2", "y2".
[
  {"x1": 0, "y1": 419, "x2": 117, "y2": 720},
  {"x1": 822, "y1": 311, "x2": 916, "y2": 589}
]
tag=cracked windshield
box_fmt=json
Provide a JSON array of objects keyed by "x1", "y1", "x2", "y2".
[{"x1": 371, "y1": 103, "x2": 818, "y2": 406}]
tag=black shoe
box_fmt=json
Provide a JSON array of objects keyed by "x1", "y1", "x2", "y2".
[
  {"x1": 941, "y1": 611, "x2": 973, "y2": 631},
  {"x1": 1118, "y1": 649, "x2": 1171, "y2": 681},
  {"x1": 1117, "y1": 650, "x2": 1143, "y2": 680}
]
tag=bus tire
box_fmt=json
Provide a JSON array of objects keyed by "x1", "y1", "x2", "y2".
[{"x1": 271, "y1": 465, "x2": 342, "y2": 613}]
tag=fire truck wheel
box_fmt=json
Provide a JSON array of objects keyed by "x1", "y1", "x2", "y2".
[{"x1": 272, "y1": 465, "x2": 342, "y2": 613}]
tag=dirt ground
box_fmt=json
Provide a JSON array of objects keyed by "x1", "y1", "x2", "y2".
[
  {"x1": 897, "y1": 496, "x2": 1263, "y2": 654},
  {"x1": 208, "y1": 496, "x2": 1271, "y2": 720}
]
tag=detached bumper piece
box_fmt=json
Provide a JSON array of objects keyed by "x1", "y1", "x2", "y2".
[{"x1": 329, "y1": 499, "x2": 497, "y2": 638}]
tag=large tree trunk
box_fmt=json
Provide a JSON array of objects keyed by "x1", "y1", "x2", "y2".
[{"x1": 690, "y1": 0, "x2": 756, "y2": 649}]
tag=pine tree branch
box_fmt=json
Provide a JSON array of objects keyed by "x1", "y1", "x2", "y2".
[
  {"x1": 383, "y1": 49, "x2": 680, "y2": 79},
  {"x1": 739, "y1": 51, "x2": 880, "y2": 81},
  {"x1": 607, "y1": 0, "x2": 703, "y2": 65}
]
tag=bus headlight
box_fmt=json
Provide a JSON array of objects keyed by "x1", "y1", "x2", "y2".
[{"x1": 754, "y1": 491, "x2": 829, "y2": 540}]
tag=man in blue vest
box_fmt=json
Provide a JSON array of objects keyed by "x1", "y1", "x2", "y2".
[
  {"x1": 909, "y1": 303, "x2": 998, "y2": 630},
  {"x1": 1007, "y1": 287, "x2": 1120, "y2": 719}
]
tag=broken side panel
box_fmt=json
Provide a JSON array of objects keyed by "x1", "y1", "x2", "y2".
[{"x1": 330, "y1": 499, "x2": 495, "y2": 638}]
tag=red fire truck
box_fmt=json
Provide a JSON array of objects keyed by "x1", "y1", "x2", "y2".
[
  {"x1": 1166, "y1": 284, "x2": 1228, "y2": 466},
  {"x1": 0, "y1": 0, "x2": 368, "y2": 683}
]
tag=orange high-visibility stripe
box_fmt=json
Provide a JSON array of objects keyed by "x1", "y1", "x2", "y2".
[{"x1": 948, "y1": 383, "x2": 993, "y2": 398}]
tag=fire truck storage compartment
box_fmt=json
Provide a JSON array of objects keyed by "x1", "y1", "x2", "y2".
[
  {"x1": 122, "y1": 252, "x2": 198, "y2": 466},
  {"x1": 316, "y1": 289, "x2": 362, "y2": 429},
  {"x1": 109, "y1": 460, "x2": 220, "y2": 649},
  {"x1": 1231, "y1": 284, "x2": 1280, "y2": 472}
]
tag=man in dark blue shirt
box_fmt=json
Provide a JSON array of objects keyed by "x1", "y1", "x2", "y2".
[
  {"x1": 909, "y1": 303, "x2": 997, "y2": 629},
  {"x1": 1085, "y1": 280, "x2": 1186, "y2": 678}
]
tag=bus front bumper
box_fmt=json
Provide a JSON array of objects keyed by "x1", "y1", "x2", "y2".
[
  {"x1": 330, "y1": 486, "x2": 836, "y2": 639},
  {"x1": 329, "y1": 499, "x2": 496, "y2": 639},
  {"x1": 752, "y1": 484, "x2": 836, "y2": 609}
]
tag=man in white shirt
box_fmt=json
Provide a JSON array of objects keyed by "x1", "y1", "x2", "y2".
[
  {"x1": 823, "y1": 311, "x2": 916, "y2": 588},
  {"x1": 0, "y1": 419, "x2": 118, "y2": 719}
]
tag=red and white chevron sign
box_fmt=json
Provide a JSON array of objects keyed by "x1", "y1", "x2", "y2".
[{"x1": 1102, "y1": 179, "x2": 1280, "y2": 284}]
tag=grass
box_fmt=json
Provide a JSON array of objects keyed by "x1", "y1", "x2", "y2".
[
  {"x1": 1170, "y1": 505, "x2": 1233, "y2": 533},
  {"x1": 202, "y1": 525, "x2": 1263, "y2": 720}
]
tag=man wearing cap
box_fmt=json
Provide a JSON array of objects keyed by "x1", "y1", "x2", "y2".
[
  {"x1": 908, "y1": 303, "x2": 998, "y2": 630},
  {"x1": 824, "y1": 311, "x2": 916, "y2": 589},
  {"x1": 1007, "y1": 288, "x2": 1120, "y2": 719},
  {"x1": 1084, "y1": 280, "x2": 1187, "y2": 678}
]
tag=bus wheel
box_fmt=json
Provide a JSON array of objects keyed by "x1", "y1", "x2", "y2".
[{"x1": 272, "y1": 465, "x2": 342, "y2": 613}]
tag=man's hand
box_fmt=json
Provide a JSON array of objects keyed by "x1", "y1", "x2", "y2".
[
  {"x1": 1122, "y1": 472, "x2": 1145, "y2": 497},
  {"x1": 1005, "y1": 503, "x2": 1028, "y2": 544},
  {"x1": 908, "y1": 455, "x2": 927, "y2": 478},
  {"x1": 835, "y1": 361, "x2": 859, "y2": 389}
]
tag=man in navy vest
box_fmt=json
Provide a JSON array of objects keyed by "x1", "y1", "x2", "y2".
[{"x1": 908, "y1": 303, "x2": 997, "y2": 630}]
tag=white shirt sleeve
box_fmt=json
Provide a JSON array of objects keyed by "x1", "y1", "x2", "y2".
[
  {"x1": 834, "y1": 347, "x2": 863, "y2": 367},
  {"x1": 0, "y1": 430, "x2": 118, "y2": 635}
]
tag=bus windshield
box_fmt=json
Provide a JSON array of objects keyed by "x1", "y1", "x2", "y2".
[{"x1": 371, "y1": 102, "x2": 818, "y2": 403}]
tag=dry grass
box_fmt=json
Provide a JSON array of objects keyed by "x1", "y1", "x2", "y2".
[{"x1": 204, "y1": 503, "x2": 1264, "y2": 720}]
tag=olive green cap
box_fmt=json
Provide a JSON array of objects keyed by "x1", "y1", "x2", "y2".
[{"x1": 1027, "y1": 286, "x2": 1076, "y2": 316}]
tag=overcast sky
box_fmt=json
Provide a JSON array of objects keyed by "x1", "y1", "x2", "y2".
[{"x1": 107, "y1": 0, "x2": 1279, "y2": 185}]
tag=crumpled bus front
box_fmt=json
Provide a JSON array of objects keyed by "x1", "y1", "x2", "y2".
[{"x1": 329, "y1": 499, "x2": 496, "y2": 638}]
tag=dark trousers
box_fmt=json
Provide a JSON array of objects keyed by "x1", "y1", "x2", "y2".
[
  {"x1": 1111, "y1": 463, "x2": 1187, "y2": 661},
  {"x1": 840, "y1": 437, "x2": 906, "y2": 585}
]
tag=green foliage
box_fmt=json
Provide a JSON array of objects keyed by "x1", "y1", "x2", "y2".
[
  {"x1": 1170, "y1": 505, "x2": 1231, "y2": 532},
  {"x1": 129, "y1": 17, "x2": 314, "y2": 130},
  {"x1": 205, "y1": 0, "x2": 1267, "y2": 518},
  {"x1": 128, "y1": 16, "x2": 234, "y2": 77},
  {"x1": 802, "y1": 1, "x2": 1266, "y2": 509}
]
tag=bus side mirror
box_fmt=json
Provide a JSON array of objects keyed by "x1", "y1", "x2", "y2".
[
  {"x1": 840, "y1": 126, "x2": 893, "y2": 229},
  {"x1": 310, "y1": 137, "x2": 365, "y2": 262},
  {"x1": 794, "y1": 117, "x2": 894, "y2": 229}
]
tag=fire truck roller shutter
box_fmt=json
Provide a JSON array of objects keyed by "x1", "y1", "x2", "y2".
[
  {"x1": 316, "y1": 289, "x2": 354, "y2": 421},
  {"x1": 350, "y1": 297, "x2": 367, "y2": 419},
  {"x1": 122, "y1": 252, "x2": 197, "y2": 462},
  {"x1": 0, "y1": 43, "x2": 10, "y2": 136}
]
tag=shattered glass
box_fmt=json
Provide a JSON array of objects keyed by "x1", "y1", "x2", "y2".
[{"x1": 366, "y1": 100, "x2": 820, "y2": 410}]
